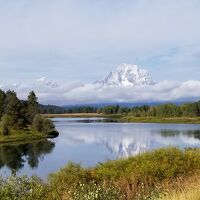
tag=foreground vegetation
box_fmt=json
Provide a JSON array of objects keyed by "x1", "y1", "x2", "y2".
[
  {"x1": 0, "y1": 147, "x2": 199, "y2": 200},
  {"x1": 0, "y1": 89, "x2": 58, "y2": 143},
  {"x1": 159, "y1": 173, "x2": 200, "y2": 200}
]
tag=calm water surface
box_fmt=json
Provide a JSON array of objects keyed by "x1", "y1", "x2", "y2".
[{"x1": 0, "y1": 117, "x2": 200, "y2": 179}]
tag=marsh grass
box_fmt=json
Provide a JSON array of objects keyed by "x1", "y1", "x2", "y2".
[{"x1": 158, "y1": 171, "x2": 200, "y2": 200}]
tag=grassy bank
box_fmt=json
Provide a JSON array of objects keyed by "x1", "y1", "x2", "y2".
[
  {"x1": 43, "y1": 113, "x2": 105, "y2": 118},
  {"x1": 0, "y1": 147, "x2": 199, "y2": 200},
  {"x1": 43, "y1": 113, "x2": 200, "y2": 124},
  {"x1": 118, "y1": 115, "x2": 200, "y2": 124},
  {"x1": 0, "y1": 128, "x2": 55, "y2": 144}
]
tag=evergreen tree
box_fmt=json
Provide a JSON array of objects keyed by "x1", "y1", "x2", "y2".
[
  {"x1": 27, "y1": 91, "x2": 39, "y2": 123},
  {"x1": 18, "y1": 101, "x2": 29, "y2": 128},
  {"x1": 0, "y1": 89, "x2": 6, "y2": 118},
  {"x1": 4, "y1": 90, "x2": 21, "y2": 127}
]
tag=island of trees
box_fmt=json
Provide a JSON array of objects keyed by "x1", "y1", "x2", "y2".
[{"x1": 0, "y1": 89, "x2": 58, "y2": 143}]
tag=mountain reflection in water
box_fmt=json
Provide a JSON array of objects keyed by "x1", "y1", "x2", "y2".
[
  {"x1": 1, "y1": 118, "x2": 200, "y2": 179},
  {"x1": 55, "y1": 118, "x2": 200, "y2": 158}
]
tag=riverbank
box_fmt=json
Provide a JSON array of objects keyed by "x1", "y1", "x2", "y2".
[
  {"x1": 117, "y1": 115, "x2": 200, "y2": 124},
  {"x1": 43, "y1": 113, "x2": 105, "y2": 118},
  {"x1": 0, "y1": 128, "x2": 57, "y2": 144},
  {"x1": 43, "y1": 113, "x2": 200, "y2": 124},
  {"x1": 0, "y1": 147, "x2": 199, "y2": 200}
]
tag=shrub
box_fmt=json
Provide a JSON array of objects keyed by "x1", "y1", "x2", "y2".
[
  {"x1": 1, "y1": 114, "x2": 14, "y2": 135},
  {"x1": 32, "y1": 115, "x2": 56, "y2": 135},
  {"x1": 48, "y1": 148, "x2": 200, "y2": 200},
  {"x1": 42, "y1": 118, "x2": 55, "y2": 134},
  {"x1": 71, "y1": 181, "x2": 123, "y2": 200},
  {"x1": 0, "y1": 175, "x2": 49, "y2": 200}
]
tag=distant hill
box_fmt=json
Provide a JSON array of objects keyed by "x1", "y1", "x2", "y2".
[
  {"x1": 40, "y1": 101, "x2": 190, "y2": 114},
  {"x1": 62, "y1": 101, "x2": 187, "y2": 109}
]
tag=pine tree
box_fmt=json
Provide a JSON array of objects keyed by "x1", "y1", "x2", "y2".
[
  {"x1": 0, "y1": 89, "x2": 6, "y2": 118},
  {"x1": 27, "y1": 91, "x2": 39, "y2": 123},
  {"x1": 4, "y1": 90, "x2": 21, "y2": 128}
]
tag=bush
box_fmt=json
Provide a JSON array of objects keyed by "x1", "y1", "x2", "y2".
[
  {"x1": 1, "y1": 114, "x2": 14, "y2": 135},
  {"x1": 71, "y1": 181, "x2": 123, "y2": 200},
  {"x1": 0, "y1": 175, "x2": 49, "y2": 200},
  {"x1": 42, "y1": 118, "x2": 55, "y2": 134},
  {"x1": 48, "y1": 148, "x2": 200, "y2": 200},
  {"x1": 32, "y1": 115, "x2": 56, "y2": 135}
]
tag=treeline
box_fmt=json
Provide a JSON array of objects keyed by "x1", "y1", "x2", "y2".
[
  {"x1": 65, "y1": 106, "x2": 97, "y2": 113},
  {"x1": 38, "y1": 101, "x2": 200, "y2": 118},
  {"x1": 100, "y1": 101, "x2": 200, "y2": 117},
  {"x1": 39, "y1": 105, "x2": 98, "y2": 114},
  {"x1": 0, "y1": 89, "x2": 57, "y2": 136},
  {"x1": 39, "y1": 104, "x2": 66, "y2": 114}
]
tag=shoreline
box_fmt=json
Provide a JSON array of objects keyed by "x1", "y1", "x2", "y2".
[
  {"x1": 43, "y1": 113, "x2": 200, "y2": 124},
  {"x1": 117, "y1": 116, "x2": 200, "y2": 124},
  {"x1": 43, "y1": 113, "x2": 105, "y2": 118},
  {"x1": 0, "y1": 131, "x2": 56, "y2": 144}
]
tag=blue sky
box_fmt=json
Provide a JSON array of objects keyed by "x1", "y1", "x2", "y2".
[
  {"x1": 1, "y1": 0, "x2": 200, "y2": 105},
  {"x1": 0, "y1": 0, "x2": 200, "y2": 86}
]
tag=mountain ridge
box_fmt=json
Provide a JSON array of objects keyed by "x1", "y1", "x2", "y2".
[{"x1": 97, "y1": 63, "x2": 155, "y2": 87}]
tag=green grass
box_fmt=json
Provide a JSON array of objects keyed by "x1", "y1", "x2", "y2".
[
  {"x1": 113, "y1": 115, "x2": 200, "y2": 124},
  {"x1": 0, "y1": 128, "x2": 51, "y2": 144},
  {"x1": 47, "y1": 147, "x2": 200, "y2": 200},
  {"x1": 43, "y1": 113, "x2": 105, "y2": 118}
]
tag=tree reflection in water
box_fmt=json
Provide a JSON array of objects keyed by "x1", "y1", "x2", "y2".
[
  {"x1": 160, "y1": 129, "x2": 200, "y2": 140},
  {"x1": 0, "y1": 139, "x2": 55, "y2": 173}
]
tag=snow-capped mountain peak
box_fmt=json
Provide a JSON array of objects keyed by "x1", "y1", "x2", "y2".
[
  {"x1": 98, "y1": 63, "x2": 155, "y2": 87},
  {"x1": 36, "y1": 77, "x2": 58, "y2": 88}
]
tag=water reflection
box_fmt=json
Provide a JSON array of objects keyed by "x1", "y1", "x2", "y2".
[
  {"x1": 53, "y1": 117, "x2": 116, "y2": 124},
  {"x1": 0, "y1": 118, "x2": 200, "y2": 178},
  {"x1": 160, "y1": 129, "x2": 200, "y2": 139},
  {"x1": 0, "y1": 139, "x2": 55, "y2": 174},
  {"x1": 56, "y1": 119, "x2": 200, "y2": 159}
]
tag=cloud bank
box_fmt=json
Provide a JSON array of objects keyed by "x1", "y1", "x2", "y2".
[{"x1": 1, "y1": 77, "x2": 200, "y2": 105}]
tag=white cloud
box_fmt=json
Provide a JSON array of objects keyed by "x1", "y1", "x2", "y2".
[
  {"x1": 1, "y1": 78, "x2": 200, "y2": 105},
  {"x1": 0, "y1": 0, "x2": 200, "y2": 83}
]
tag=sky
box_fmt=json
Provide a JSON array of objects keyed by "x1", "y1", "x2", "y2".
[{"x1": 0, "y1": 0, "x2": 200, "y2": 104}]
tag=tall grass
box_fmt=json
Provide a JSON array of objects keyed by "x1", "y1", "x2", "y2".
[
  {"x1": 48, "y1": 147, "x2": 200, "y2": 200},
  {"x1": 159, "y1": 172, "x2": 200, "y2": 200}
]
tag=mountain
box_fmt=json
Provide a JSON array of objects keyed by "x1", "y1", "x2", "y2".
[
  {"x1": 97, "y1": 63, "x2": 155, "y2": 87},
  {"x1": 37, "y1": 77, "x2": 58, "y2": 88}
]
